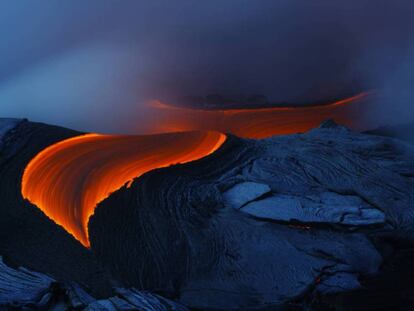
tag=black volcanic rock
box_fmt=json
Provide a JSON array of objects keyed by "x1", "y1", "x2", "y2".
[
  {"x1": 319, "y1": 118, "x2": 341, "y2": 129},
  {"x1": 0, "y1": 257, "x2": 187, "y2": 310},
  {"x1": 89, "y1": 124, "x2": 414, "y2": 309},
  {"x1": 366, "y1": 122, "x2": 414, "y2": 145},
  {"x1": 2, "y1": 118, "x2": 414, "y2": 309}
]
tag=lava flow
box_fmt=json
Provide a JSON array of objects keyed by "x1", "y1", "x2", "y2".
[
  {"x1": 21, "y1": 92, "x2": 370, "y2": 247},
  {"x1": 21, "y1": 131, "x2": 226, "y2": 247},
  {"x1": 149, "y1": 92, "x2": 371, "y2": 138}
]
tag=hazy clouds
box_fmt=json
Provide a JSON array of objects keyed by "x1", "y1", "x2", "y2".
[{"x1": 0, "y1": 0, "x2": 413, "y2": 133}]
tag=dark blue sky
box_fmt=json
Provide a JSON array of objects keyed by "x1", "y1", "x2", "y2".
[{"x1": 0, "y1": 1, "x2": 413, "y2": 133}]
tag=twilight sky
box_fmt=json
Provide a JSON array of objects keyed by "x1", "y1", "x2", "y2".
[{"x1": 0, "y1": 0, "x2": 413, "y2": 133}]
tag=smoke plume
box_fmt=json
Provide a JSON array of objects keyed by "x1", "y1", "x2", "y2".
[{"x1": 0, "y1": 0, "x2": 413, "y2": 133}]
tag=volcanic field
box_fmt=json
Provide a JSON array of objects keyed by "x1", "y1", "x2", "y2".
[{"x1": 1, "y1": 94, "x2": 414, "y2": 310}]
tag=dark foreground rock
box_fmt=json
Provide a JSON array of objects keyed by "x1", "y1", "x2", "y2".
[
  {"x1": 1, "y1": 118, "x2": 414, "y2": 310},
  {"x1": 0, "y1": 257, "x2": 187, "y2": 310}
]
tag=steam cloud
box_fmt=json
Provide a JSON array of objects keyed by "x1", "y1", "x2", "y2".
[{"x1": 0, "y1": 0, "x2": 413, "y2": 133}]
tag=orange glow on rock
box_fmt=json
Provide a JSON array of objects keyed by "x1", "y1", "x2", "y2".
[
  {"x1": 148, "y1": 92, "x2": 371, "y2": 138},
  {"x1": 20, "y1": 92, "x2": 370, "y2": 247},
  {"x1": 21, "y1": 131, "x2": 226, "y2": 247}
]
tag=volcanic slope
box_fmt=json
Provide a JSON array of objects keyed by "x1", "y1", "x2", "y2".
[
  {"x1": 89, "y1": 121, "x2": 414, "y2": 309},
  {"x1": 1, "y1": 119, "x2": 414, "y2": 309}
]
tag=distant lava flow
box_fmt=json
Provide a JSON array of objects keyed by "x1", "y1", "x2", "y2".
[
  {"x1": 21, "y1": 131, "x2": 226, "y2": 247},
  {"x1": 149, "y1": 92, "x2": 371, "y2": 138}
]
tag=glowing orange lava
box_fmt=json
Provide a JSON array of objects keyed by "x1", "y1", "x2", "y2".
[
  {"x1": 21, "y1": 131, "x2": 226, "y2": 247},
  {"x1": 21, "y1": 92, "x2": 371, "y2": 247},
  {"x1": 148, "y1": 92, "x2": 371, "y2": 138}
]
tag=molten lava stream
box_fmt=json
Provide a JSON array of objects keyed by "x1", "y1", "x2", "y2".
[
  {"x1": 149, "y1": 92, "x2": 371, "y2": 138},
  {"x1": 21, "y1": 131, "x2": 226, "y2": 247},
  {"x1": 21, "y1": 93, "x2": 369, "y2": 247}
]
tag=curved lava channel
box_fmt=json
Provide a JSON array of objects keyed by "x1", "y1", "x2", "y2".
[{"x1": 21, "y1": 131, "x2": 226, "y2": 247}]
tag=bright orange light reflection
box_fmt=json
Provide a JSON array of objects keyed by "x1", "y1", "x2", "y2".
[
  {"x1": 21, "y1": 131, "x2": 226, "y2": 247},
  {"x1": 148, "y1": 92, "x2": 371, "y2": 138}
]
